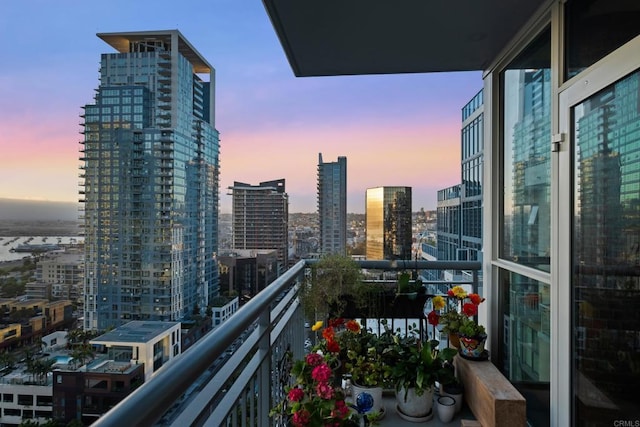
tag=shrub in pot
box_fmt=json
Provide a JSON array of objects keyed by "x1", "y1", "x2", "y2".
[{"x1": 386, "y1": 325, "x2": 457, "y2": 418}]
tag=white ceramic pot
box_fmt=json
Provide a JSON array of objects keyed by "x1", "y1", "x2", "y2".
[
  {"x1": 396, "y1": 385, "x2": 434, "y2": 418},
  {"x1": 436, "y1": 395, "x2": 456, "y2": 423},
  {"x1": 351, "y1": 383, "x2": 384, "y2": 415},
  {"x1": 439, "y1": 384, "x2": 463, "y2": 413}
]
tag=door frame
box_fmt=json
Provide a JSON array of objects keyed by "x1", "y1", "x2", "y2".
[{"x1": 556, "y1": 34, "x2": 640, "y2": 427}]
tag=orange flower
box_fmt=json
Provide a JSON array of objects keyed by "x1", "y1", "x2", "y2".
[
  {"x1": 469, "y1": 293, "x2": 485, "y2": 305},
  {"x1": 345, "y1": 320, "x2": 361, "y2": 333},
  {"x1": 322, "y1": 326, "x2": 335, "y2": 341}
]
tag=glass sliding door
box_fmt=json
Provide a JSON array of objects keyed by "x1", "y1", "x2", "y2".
[
  {"x1": 569, "y1": 69, "x2": 640, "y2": 426},
  {"x1": 559, "y1": 34, "x2": 640, "y2": 425}
]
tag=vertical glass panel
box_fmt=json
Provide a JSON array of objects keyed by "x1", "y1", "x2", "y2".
[
  {"x1": 500, "y1": 269, "x2": 550, "y2": 426},
  {"x1": 572, "y1": 70, "x2": 640, "y2": 425},
  {"x1": 565, "y1": 0, "x2": 640, "y2": 81},
  {"x1": 501, "y1": 28, "x2": 552, "y2": 272}
]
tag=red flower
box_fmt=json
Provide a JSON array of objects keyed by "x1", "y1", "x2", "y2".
[
  {"x1": 292, "y1": 409, "x2": 311, "y2": 426},
  {"x1": 447, "y1": 289, "x2": 455, "y2": 297},
  {"x1": 333, "y1": 400, "x2": 350, "y2": 418},
  {"x1": 469, "y1": 293, "x2": 485, "y2": 305},
  {"x1": 427, "y1": 310, "x2": 440, "y2": 326},
  {"x1": 305, "y1": 352, "x2": 324, "y2": 367},
  {"x1": 328, "y1": 318, "x2": 344, "y2": 328},
  {"x1": 322, "y1": 326, "x2": 335, "y2": 341},
  {"x1": 288, "y1": 387, "x2": 304, "y2": 402},
  {"x1": 462, "y1": 302, "x2": 478, "y2": 317},
  {"x1": 326, "y1": 339, "x2": 340, "y2": 353},
  {"x1": 316, "y1": 381, "x2": 334, "y2": 399},
  {"x1": 311, "y1": 363, "x2": 332, "y2": 382}
]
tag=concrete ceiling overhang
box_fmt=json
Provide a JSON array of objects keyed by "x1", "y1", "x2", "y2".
[{"x1": 262, "y1": 0, "x2": 546, "y2": 77}]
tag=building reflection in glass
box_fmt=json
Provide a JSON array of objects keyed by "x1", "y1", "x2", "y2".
[
  {"x1": 572, "y1": 70, "x2": 640, "y2": 425},
  {"x1": 365, "y1": 187, "x2": 412, "y2": 260}
]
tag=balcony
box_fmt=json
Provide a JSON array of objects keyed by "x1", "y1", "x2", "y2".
[{"x1": 91, "y1": 260, "x2": 507, "y2": 427}]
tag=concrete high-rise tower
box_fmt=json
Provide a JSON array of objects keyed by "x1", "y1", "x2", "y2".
[
  {"x1": 229, "y1": 180, "x2": 289, "y2": 271},
  {"x1": 365, "y1": 186, "x2": 412, "y2": 260},
  {"x1": 317, "y1": 153, "x2": 347, "y2": 255},
  {"x1": 80, "y1": 30, "x2": 220, "y2": 330}
]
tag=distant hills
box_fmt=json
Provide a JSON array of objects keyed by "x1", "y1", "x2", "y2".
[{"x1": 0, "y1": 198, "x2": 78, "y2": 221}]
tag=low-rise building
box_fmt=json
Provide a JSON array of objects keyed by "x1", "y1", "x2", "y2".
[
  {"x1": 53, "y1": 360, "x2": 144, "y2": 425},
  {"x1": 90, "y1": 321, "x2": 181, "y2": 381},
  {"x1": 0, "y1": 379, "x2": 53, "y2": 426}
]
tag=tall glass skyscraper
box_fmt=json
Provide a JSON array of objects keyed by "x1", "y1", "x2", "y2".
[
  {"x1": 317, "y1": 153, "x2": 347, "y2": 255},
  {"x1": 80, "y1": 31, "x2": 220, "y2": 331},
  {"x1": 365, "y1": 186, "x2": 412, "y2": 260}
]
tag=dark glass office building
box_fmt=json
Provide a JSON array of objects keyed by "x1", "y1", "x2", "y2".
[{"x1": 365, "y1": 186, "x2": 412, "y2": 260}]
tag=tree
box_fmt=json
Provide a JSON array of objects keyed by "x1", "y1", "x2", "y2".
[
  {"x1": 70, "y1": 344, "x2": 94, "y2": 368},
  {"x1": 299, "y1": 254, "x2": 366, "y2": 321},
  {"x1": 0, "y1": 352, "x2": 15, "y2": 371}
]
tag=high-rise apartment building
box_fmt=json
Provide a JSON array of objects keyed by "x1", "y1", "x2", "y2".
[
  {"x1": 80, "y1": 30, "x2": 220, "y2": 331},
  {"x1": 437, "y1": 89, "x2": 484, "y2": 263},
  {"x1": 317, "y1": 153, "x2": 347, "y2": 255},
  {"x1": 365, "y1": 186, "x2": 412, "y2": 260},
  {"x1": 229, "y1": 180, "x2": 289, "y2": 270}
]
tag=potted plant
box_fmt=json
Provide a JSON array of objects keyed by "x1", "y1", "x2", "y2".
[
  {"x1": 340, "y1": 321, "x2": 393, "y2": 416},
  {"x1": 386, "y1": 325, "x2": 457, "y2": 420},
  {"x1": 426, "y1": 286, "x2": 485, "y2": 349},
  {"x1": 299, "y1": 254, "x2": 367, "y2": 322},
  {"x1": 396, "y1": 271, "x2": 421, "y2": 299},
  {"x1": 457, "y1": 316, "x2": 487, "y2": 359},
  {"x1": 270, "y1": 348, "x2": 358, "y2": 426},
  {"x1": 438, "y1": 359, "x2": 465, "y2": 414}
]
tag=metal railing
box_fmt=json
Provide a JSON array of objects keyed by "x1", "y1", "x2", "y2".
[{"x1": 92, "y1": 259, "x2": 480, "y2": 427}]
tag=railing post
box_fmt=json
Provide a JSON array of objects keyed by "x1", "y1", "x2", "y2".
[{"x1": 258, "y1": 304, "x2": 271, "y2": 427}]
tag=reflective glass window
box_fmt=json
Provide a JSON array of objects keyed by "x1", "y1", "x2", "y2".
[{"x1": 501, "y1": 28, "x2": 551, "y2": 272}]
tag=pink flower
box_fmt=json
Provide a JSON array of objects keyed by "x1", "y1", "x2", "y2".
[
  {"x1": 292, "y1": 409, "x2": 311, "y2": 426},
  {"x1": 305, "y1": 352, "x2": 323, "y2": 367},
  {"x1": 287, "y1": 387, "x2": 304, "y2": 402},
  {"x1": 316, "y1": 381, "x2": 334, "y2": 399},
  {"x1": 311, "y1": 363, "x2": 332, "y2": 382}
]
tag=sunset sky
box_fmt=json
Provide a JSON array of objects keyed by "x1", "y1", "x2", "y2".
[{"x1": 0, "y1": 0, "x2": 482, "y2": 213}]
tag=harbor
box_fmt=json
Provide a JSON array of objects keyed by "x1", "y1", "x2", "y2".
[{"x1": 0, "y1": 236, "x2": 82, "y2": 263}]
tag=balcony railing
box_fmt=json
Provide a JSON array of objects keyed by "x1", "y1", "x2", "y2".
[{"x1": 92, "y1": 260, "x2": 481, "y2": 427}]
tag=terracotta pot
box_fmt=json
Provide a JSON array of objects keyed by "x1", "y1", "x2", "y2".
[{"x1": 448, "y1": 333, "x2": 460, "y2": 349}]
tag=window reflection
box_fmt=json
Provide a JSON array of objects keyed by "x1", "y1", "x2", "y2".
[
  {"x1": 501, "y1": 28, "x2": 552, "y2": 272},
  {"x1": 572, "y1": 70, "x2": 640, "y2": 425}
]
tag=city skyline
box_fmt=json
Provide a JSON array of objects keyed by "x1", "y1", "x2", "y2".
[{"x1": 0, "y1": 0, "x2": 482, "y2": 213}]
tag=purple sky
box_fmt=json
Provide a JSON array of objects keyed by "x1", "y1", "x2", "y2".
[{"x1": 0, "y1": 0, "x2": 481, "y2": 213}]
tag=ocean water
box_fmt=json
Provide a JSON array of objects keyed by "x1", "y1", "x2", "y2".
[{"x1": 0, "y1": 236, "x2": 83, "y2": 263}]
